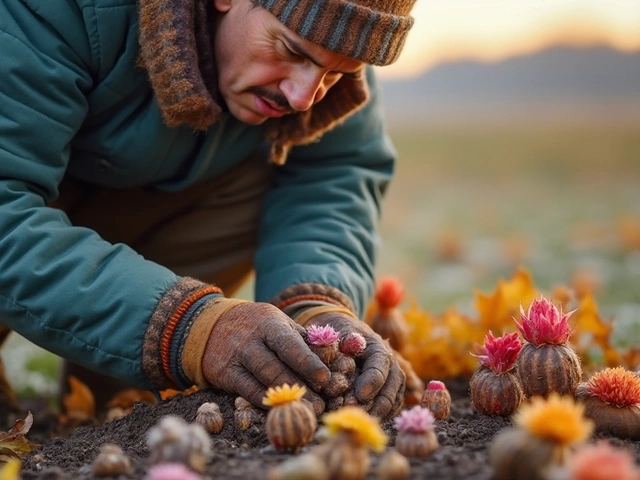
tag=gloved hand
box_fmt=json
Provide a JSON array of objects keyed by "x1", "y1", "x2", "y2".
[
  {"x1": 299, "y1": 307, "x2": 406, "y2": 419},
  {"x1": 195, "y1": 300, "x2": 331, "y2": 415}
]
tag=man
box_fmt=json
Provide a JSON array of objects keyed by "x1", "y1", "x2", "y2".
[{"x1": 0, "y1": 0, "x2": 416, "y2": 419}]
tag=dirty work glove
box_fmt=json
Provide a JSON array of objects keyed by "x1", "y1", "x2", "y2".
[
  {"x1": 296, "y1": 306, "x2": 406, "y2": 419},
  {"x1": 182, "y1": 299, "x2": 330, "y2": 415}
]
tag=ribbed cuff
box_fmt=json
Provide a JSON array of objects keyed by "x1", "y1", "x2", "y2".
[
  {"x1": 142, "y1": 277, "x2": 223, "y2": 389},
  {"x1": 270, "y1": 283, "x2": 356, "y2": 313},
  {"x1": 169, "y1": 293, "x2": 222, "y2": 389},
  {"x1": 293, "y1": 305, "x2": 359, "y2": 327}
]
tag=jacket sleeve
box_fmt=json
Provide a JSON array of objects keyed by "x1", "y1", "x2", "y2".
[
  {"x1": 255, "y1": 67, "x2": 395, "y2": 317},
  {"x1": 0, "y1": 0, "x2": 181, "y2": 389}
]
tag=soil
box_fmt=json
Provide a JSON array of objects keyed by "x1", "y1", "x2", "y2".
[{"x1": 16, "y1": 382, "x2": 640, "y2": 480}]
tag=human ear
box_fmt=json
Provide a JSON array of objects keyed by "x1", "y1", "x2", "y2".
[{"x1": 213, "y1": 0, "x2": 232, "y2": 13}]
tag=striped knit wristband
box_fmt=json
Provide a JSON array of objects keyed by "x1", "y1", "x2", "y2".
[{"x1": 159, "y1": 286, "x2": 223, "y2": 385}]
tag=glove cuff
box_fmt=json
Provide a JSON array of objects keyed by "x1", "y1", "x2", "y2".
[
  {"x1": 143, "y1": 277, "x2": 223, "y2": 389},
  {"x1": 293, "y1": 305, "x2": 358, "y2": 327},
  {"x1": 270, "y1": 283, "x2": 356, "y2": 314},
  {"x1": 181, "y1": 297, "x2": 248, "y2": 387}
]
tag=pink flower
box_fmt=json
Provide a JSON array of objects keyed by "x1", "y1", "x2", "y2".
[
  {"x1": 306, "y1": 325, "x2": 339, "y2": 347},
  {"x1": 394, "y1": 406, "x2": 436, "y2": 434},
  {"x1": 472, "y1": 331, "x2": 522, "y2": 373},
  {"x1": 426, "y1": 380, "x2": 447, "y2": 391},
  {"x1": 144, "y1": 463, "x2": 203, "y2": 480},
  {"x1": 515, "y1": 296, "x2": 575, "y2": 345},
  {"x1": 339, "y1": 332, "x2": 367, "y2": 356}
]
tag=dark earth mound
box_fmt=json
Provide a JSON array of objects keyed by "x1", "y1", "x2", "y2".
[{"x1": 18, "y1": 385, "x2": 640, "y2": 480}]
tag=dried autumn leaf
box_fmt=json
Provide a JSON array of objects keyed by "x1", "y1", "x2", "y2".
[
  {"x1": 63, "y1": 375, "x2": 95, "y2": 421},
  {"x1": 401, "y1": 305, "x2": 480, "y2": 379},
  {"x1": 0, "y1": 413, "x2": 40, "y2": 463},
  {"x1": 160, "y1": 385, "x2": 199, "y2": 401},
  {"x1": 106, "y1": 389, "x2": 157, "y2": 410},
  {"x1": 571, "y1": 294, "x2": 620, "y2": 367},
  {"x1": 475, "y1": 266, "x2": 538, "y2": 332}
]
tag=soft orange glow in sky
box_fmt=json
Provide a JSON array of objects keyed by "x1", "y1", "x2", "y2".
[{"x1": 378, "y1": 0, "x2": 640, "y2": 79}]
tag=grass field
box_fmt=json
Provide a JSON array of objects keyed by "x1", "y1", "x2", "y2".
[
  {"x1": 3, "y1": 125, "x2": 640, "y2": 397},
  {"x1": 379, "y1": 126, "x2": 640, "y2": 348}
]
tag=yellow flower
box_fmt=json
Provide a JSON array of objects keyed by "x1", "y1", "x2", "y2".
[
  {"x1": 262, "y1": 384, "x2": 306, "y2": 407},
  {"x1": 322, "y1": 406, "x2": 388, "y2": 453},
  {"x1": 515, "y1": 394, "x2": 593, "y2": 446},
  {"x1": 0, "y1": 459, "x2": 21, "y2": 480}
]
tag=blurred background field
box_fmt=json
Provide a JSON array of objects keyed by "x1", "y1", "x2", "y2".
[
  {"x1": 379, "y1": 126, "x2": 640, "y2": 318},
  {"x1": 377, "y1": 126, "x2": 640, "y2": 369},
  {"x1": 2, "y1": 2, "x2": 640, "y2": 399}
]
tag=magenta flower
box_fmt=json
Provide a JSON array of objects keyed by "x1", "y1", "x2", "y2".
[
  {"x1": 394, "y1": 406, "x2": 436, "y2": 434},
  {"x1": 144, "y1": 463, "x2": 203, "y2": 480},
  {"x1": 306, "y1": 325, "x2": 339, "y2": 347},
  {"x1": 472, "y1": 331, "x2": 522, "y2": 373},
  {"x1": 339, "y1": 331, "x2": 367, "y2": 356},
  {"x1": 515, "y1": 296, "x2": 575, "y2": 345},
  {"x1": 427, "y1": 380, "x2": 447, "y2": 391}
]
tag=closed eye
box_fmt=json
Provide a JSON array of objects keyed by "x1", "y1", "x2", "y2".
[
  {"x1": 342, "y1": 69, "x2": 364, "y2": 80},
  {"x1": 282, "y1": 42, "x2": 302, "y2": 60}
]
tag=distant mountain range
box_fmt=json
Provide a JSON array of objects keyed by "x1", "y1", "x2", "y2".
[{"x1": 378, "y1": 45, "x2": 640, "y2": 127}]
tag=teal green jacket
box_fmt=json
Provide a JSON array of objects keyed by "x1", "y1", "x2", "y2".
[{"x1": 0, "y1": 0, "x2": 395, "y2": 389}]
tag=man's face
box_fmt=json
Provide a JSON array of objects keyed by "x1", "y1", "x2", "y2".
[{"x1": 213, "y1": 0, "x2": 364, "y2": 125}]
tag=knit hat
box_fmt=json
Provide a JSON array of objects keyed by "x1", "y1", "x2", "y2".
[
  {"x1": 138, "y1": 0, "x2": 416, "y2": 164},
  {"x1": 251, "y1": 0, "x2": 416, "y2": 66}
]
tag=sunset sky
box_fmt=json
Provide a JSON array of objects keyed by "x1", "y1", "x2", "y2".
[{"x1": 378, "y1": 0, "x2": 640, "y2": 79}]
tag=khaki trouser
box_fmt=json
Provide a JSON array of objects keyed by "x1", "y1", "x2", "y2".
[
  {"x1": 56, "y1": 151, "x2": 273, "y2": 294},
  {"x1": 9, "y1": 152, "x2": 273, "y2": 410}
]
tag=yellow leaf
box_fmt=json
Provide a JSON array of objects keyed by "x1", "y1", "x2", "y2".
[
  {"x1": 570, "y1": 294, "x2": 621, "y2": 367},
  {"x1": 0, "y1": 459, "x2": 20, "y2": 479},
  {"x1": 572, "y1": 295, "x2": 613, "y2": 344},
  {"x1": 475, "y1": 266, "x2": 538, "y2": 331}
]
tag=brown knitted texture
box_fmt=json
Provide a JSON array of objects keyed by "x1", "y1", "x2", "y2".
[
  {"x1": 270, "y1": 283, "x2": 356, "y2": 313},
  {"x1": 138, "y1": 0, "x2": 222, "y2": 130},
  {"x1": 251, "y1": 0, "x2": 416, "y2": 66},
  {"x1": 142, "y1": 277, "x2": 213, "y2": 388}
]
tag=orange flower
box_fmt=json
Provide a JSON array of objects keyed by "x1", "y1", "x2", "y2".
[{"x1": 586, "y1": 367, "x2": 640, "y2": 407}]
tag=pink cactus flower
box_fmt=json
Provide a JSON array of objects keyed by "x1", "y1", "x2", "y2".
[
  {"x1": 472, "y1": 331, "x2": 522, "y2": 373},
  {"x1": 306, "y1": 325, "x2": 339, "y2": 347},
  {"x1": 515, "y1": 296, "x2": 575, "y2": 345},
  {"x1": 394, "y1": 406, "x2": 436, "y2": 434},
  {"x1": 339, "y1": 331, "x2": 367, "y2": 356},
  {"x1": 144, "y1": 463, "x2": 203, "y2": 480},
  {"x1": 427, "y1": 380, "x2": 447, "y2": 391}
]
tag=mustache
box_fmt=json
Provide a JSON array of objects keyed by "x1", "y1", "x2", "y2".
[{"x1": 248, "y1": 87, "x2": 295, "y2": 113}]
